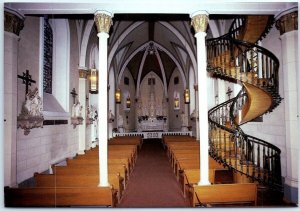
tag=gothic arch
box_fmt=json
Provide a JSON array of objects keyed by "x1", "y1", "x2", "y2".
[
  {"x1": 79, "y1": 20, "x2": 94, "y2": 68},
  {"x1": 117, "y1": 41, "x2": 187, "y2": 92}
]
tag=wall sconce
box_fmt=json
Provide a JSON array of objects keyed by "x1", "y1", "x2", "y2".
[
  {"x1": 89, "y1": 68, "x2": 98, "y2": 94},
  {"x1": 174, "y1": 97, "x2": 180, "y2": 109},
  {"x1": 115, "y1": 88, "x2": 121, "y2": 104},
  {"x1": 184, "y1": 89, "x2": 190, "y2": 104},
  {"x1": 126, "y1": 96, "x2": 131, "y2": 108}
]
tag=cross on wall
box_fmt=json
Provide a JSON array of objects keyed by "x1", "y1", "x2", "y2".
[
  {"x1": 17, "y1": 69, "x2": 36, "y2": 99},
  {"x1": 70, "y1": 88, "x2": 78, "y2": 104}
]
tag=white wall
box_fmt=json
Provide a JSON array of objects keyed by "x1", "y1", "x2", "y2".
[
  {"x1": 119, "y1": 68, "x2": 136, "y2": 131},
  {"x1": 14, "y1": 17, "x2": 80, "y2": 184},
  {"x1": 168, "y1": 68, "x2": 184, "y2": 130}
]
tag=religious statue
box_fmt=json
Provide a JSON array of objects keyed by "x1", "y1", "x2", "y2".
[
  {"x1": 118, "y1": 114, "x2": 124, "y2": 132},
  {"x1": 108, "y1": 109, "x2": 115, "y2": 123},
  {"x1": 22, "y1": 87, "x2": 43, "y2": 117},
  {"x1": 86, "y1": 106, "x2": 94, "y2": 125},
  {"x1": 17, "y1": 87, "x2": 44, "y2": 135},
  {"x1": 71, "y1": 98, "x2": 83, "y2": 128},
  {"x1": 181, "y1": 111, "x2": 189, "y2": 130},
  {"x1": 71, "y1": 99, "x2": 83, "y2": 118}
]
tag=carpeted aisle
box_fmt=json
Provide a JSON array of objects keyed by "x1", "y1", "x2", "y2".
[{"x1": 117, "y1": 139, "x2": 189, "y2": 208}]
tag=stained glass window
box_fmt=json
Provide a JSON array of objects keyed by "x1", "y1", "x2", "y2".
[{"x1": 43, "y1": 17, "x2": 53, "y2": 94}]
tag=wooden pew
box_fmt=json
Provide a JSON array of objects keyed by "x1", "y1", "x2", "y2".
[
  {"x1": 162, "y1": 135, "x2": 195, "y2": 145},
  {"x1": 67, "y1": 157, "x2": 131, "y2": 174},
  {"x1": 34, "y1": 173, "x2": 124, "y2": 202},
  {"x1": 179, "y1": 168, "x2": 234, "y2": 197},
  {"x1": 175, "y1": 158, "x2": 225, "y2": 177},
  {"x1": 4, "y1": 186, "x2": 117, "y2": 207},
  {"x1": 109, "y1": 136, "x2": 143, "y2": 150},
  {"x1": 188, "y1": 183, "x2": 257, "y2": 207},
  {"x1": 52, "y1": 164, "x2": 128, "y2": 182}
]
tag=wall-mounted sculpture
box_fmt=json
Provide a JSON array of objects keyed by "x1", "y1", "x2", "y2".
[
  {"x1": 71, "y1": 99, "x2": 83, "y2": 128},
  {"x1": 17, "y1": 87, "x2": 44, "y2": 135}
]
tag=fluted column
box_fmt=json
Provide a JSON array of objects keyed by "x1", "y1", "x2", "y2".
[
  {"x1": 3, "y1": 7, "x2": 24, "y2": 187},
  {"x1": 191, "y1": 11, "x2": 210, "y2": 186},
  {"x1": 94, "y1": 10, "x2": 113, "y2": 187},
  {"x1": 78, "y1": 69, "x2": 87, "y2": 154},
  {"x1": 275, "y1": 8, "x2": 298, "y2": 203}
]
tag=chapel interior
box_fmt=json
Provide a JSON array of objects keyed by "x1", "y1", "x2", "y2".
[{"x1": 2, "y1": 1, "x2": 299, "y2": 208}]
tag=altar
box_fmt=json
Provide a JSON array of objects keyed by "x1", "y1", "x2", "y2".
[{"x1": 137, "y1": 116, "x2": 168, "y2": 132}]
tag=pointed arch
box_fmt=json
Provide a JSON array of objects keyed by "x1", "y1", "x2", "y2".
[{"x1": 79, "y1": 20, "x2": 94, "y2": 68}]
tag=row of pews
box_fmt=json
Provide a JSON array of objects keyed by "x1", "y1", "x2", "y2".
[
  {"x1": 4, "y1": 136, "x2": 142, "y2": 207},
  {"x1": 162, "y1": 135, "x2": 258, "y2": 207}
]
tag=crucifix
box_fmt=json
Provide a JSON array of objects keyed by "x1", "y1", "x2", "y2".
[
  {"x1": 70, "y1": 88, "x2": 78, "y2": 104},
  {"x1": 226, "y1": 87, "x2": 233, "y2": 99},
  {"x1": 18, "y1": 70, "x2": 36, "y2": 98}
]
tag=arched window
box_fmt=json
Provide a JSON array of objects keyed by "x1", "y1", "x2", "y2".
[{"x1": 41, "y1": 18, "x2": 70, "y2": 115}]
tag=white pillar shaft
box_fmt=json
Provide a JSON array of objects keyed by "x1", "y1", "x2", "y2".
[
  {"x1": 98, "y1": 32, "x2": 109, "y2": 187},
  {"x1": 4, "y1": 32, "x2": 19, "y2": 187},
  {"x1": 280, "y1": 31, "x2": 298, "y2": 188},
  {"x1": 195, "y1": 32, "x2": 210, "y2": 186},
  {"x1": 195, "y1": 89, "x2": 199, "y2": 140},
  {"x1": 78, "y1": 78, "x2": 86, "y2": 154}
]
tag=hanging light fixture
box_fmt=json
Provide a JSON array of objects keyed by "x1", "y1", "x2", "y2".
[
  {"x1": 184, "y1": 89, "x2": 190, "y2": 104},
  {"x1": 89, "y1": 67, "x2": 98, "y2": 94},
  {"x1": 126, "y1": 95, "x2": 131, "y2": 108},
  {"x1": 115, "y1": 88, "x2": 121, "y2": 104}
]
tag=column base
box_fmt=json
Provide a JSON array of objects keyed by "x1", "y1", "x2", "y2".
[
  {"x1": 77, "y1": 150, "x2": 85, "y2": 155},
  {"x1": 198, "y1": 181, "x2": 211, "y2": 186},
  {"x1": 98, "y1": 182, "x2": 110, "y2": 187}
]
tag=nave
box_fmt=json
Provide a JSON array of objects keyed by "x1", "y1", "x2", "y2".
[{"x1": 4, "y1": 135, "x2": 296, "y2": 208}]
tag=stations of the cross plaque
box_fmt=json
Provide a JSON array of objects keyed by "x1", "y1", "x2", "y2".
[
  {"x1": 70, "y1": 88, "x2": 78, "y2": 104},
  {"x1": 17, "y1": 70, "x2": 36, "y2": 99}
]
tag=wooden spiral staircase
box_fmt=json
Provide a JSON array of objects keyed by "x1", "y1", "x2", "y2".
[{"x1": 207, "y1": 16, "x2": 283, "y2": 192}]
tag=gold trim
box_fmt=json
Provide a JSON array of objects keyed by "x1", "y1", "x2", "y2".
[
  {"x1": 94, "y1": 13, "x2": 113, "y2": 33},
  {"x1": 191, "y1": 14, "x2": 209, "y2": 33},
  {"x1": 4, "y1": 11, "x2": 24, "y2": 36},
  {"x1": 276, "y1": 11, "x2": 298, "y2": 35},
  {"x1": 79, "y1": 69, "x2": 87, "y2": 78}
]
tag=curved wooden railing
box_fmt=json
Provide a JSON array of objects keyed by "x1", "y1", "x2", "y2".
[{"x1": 207, "y1": 16, "x2": 283, "y2": 192}]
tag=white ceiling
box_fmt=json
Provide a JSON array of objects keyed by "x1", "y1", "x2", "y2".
[{"x1": 4, "y1": 0, "x2": 298, "y2": 16}]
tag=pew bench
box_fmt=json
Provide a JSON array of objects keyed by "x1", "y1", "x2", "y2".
[
  {"x1": 4, "y1": 186, "x2": 117, "y2": 207},
  {"x1": 34, "y1": 173, "x2": 124, "y2": 202},
  {"x1": 188, "y1": 183, "x2": 257, "y2": 207},
  {"x1": 52, "y1": 164, "x2": 128, "y2": 183}
]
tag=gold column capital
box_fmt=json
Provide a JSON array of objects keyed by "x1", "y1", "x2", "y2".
[
  {"x1": 94, "y1": 11, "x2": 113, "y2": 34},
  {"x1": 79, "y1": 69, "x2": 88, "y2": 79},
  {"x1": 191, "y1": 11, "x2": 209, "y2": 34},
  {"x1": 4, "y1": 10, "x2": 24, "y2": 36},
  {"x1": 275, "y1": 10, "x2": 298, "y2": 35}
]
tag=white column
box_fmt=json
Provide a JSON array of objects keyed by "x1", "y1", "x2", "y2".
[
  {"x1": 191, "y1": 11, "x2": 210, "y2": 186},
  {"x1": 3, "y1": 9, "x2": 24, "y2": 187},
  {"x1": 194, "y1": 85, "x2": 200, "y2": 140},
  {"x1": 94, "y1": 10, "x2": 113, "y2": 187},
  {"x1": 276, "y1": 9, "x2": 298, "y2": 203},
  {"x1": 78, "y1": 70, "x2": 87, "y2": 154}
]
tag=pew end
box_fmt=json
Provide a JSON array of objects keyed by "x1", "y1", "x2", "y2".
[{"x1": 188, "y1": 183, "x2": 257, "y2": 207}]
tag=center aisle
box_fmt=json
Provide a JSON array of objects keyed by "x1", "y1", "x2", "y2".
[{"x1": 117, "y1": 139, "x2": 189, "y2": 208}]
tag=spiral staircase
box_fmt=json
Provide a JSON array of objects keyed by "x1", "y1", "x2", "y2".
[{"x1": 207, "y1": 16, "x2": 283, "y2": 192}]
